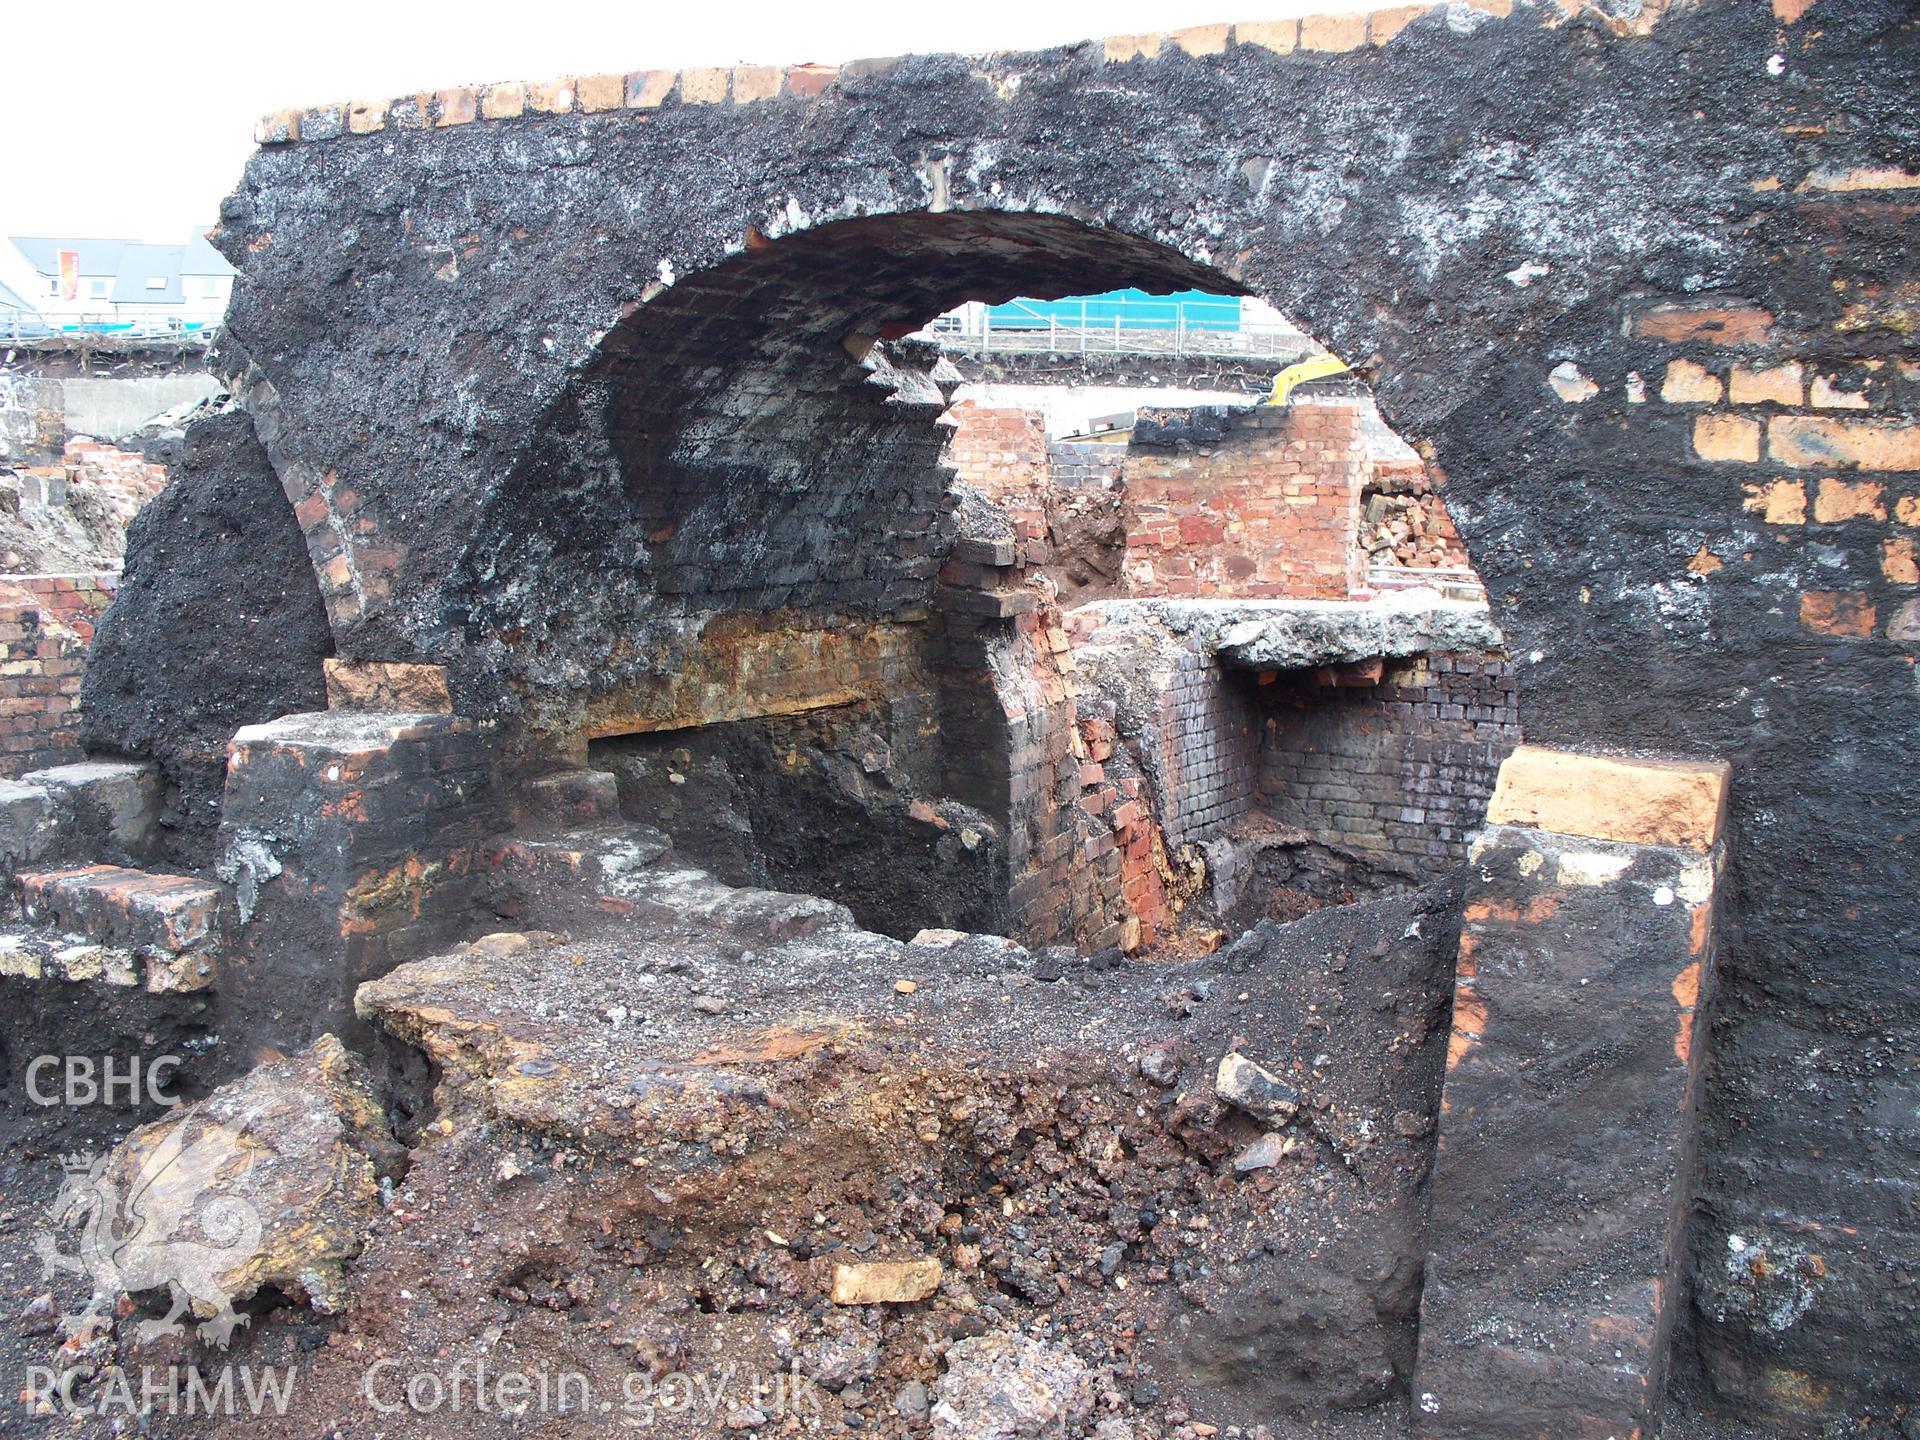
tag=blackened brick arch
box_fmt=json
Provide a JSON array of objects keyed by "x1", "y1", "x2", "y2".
[{"x1": 88, "y1": 0, "x2": 1920, "y2": 1423}]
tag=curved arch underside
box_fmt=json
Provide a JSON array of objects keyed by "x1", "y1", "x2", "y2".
[{"x1": 459, "y1": 213, "x2": 1241, "y2": 725}]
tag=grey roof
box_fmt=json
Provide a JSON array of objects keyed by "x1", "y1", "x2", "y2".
[
  {"x1": 110, "y1": 244, "x2": 186, "y2": 305},
  {"x1": 8, "y1": 236, "x2": 135, "y2": 277},
  {"x1": 0, "y1": 277, "x2": 30, "y2": 312},
  {"x1": 180, "y1": 232, "x2": 237, "y2": 277}
]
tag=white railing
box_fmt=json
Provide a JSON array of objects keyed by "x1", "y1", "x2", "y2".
[
  {"x1": 914, "y1": 297, "x2": 1314, "y2": 361},
  {"x1": 0, "y1": 311, "x2": 222, "y2": 343}
]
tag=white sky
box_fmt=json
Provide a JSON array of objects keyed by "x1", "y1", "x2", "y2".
[{"x1": 0, "y1": 0, "x2": 1374, "y2": 245}]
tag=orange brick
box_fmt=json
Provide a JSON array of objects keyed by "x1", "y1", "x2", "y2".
[
  {"x1": 1171, "y1": 22, "x2": 1231, "y2": 54},
  {"x1": 1799, "y1": 165, "x2": 1920, "y2": 192},
  {"x1": 625, "y1": 70, "x2": 676, "y2": 108},
  {"x1": 731, "y1": 65, "x2": 781, "y2": 102},
  {"x1": 1486, "y1": 745, "x2": 1729, "y2": 851},
  {"x1": 1771, "y1": 416, "x2": 1920, "y2": 471},
  {"x1": 679, "y1": 67, "x2": 729, "y2": 103},
  {"x1": 1692, "y1": 414, "x2": 1761, "y2": 462},
  {"x1": 346, "y1": 99, "x2": 387, "y2": 134},
  {"x1": 436, "y1": 88, "x2": 478, "y2": 126},
  {"x1": 1897, "y1": 496, "x2": 1920, "y2": 526},
  {"x1": 1742, "y1": 479, "x2": 1806, "y2": 524},
  {"x1": 1728, "y1": 362, "x2": 1803, "y2": 406},
  {"x1": 785, "y1": 63, "x2": 838, "y2": 97},
  {"x1": 1809, "y1": 373, "x2": 1871, "y2": 409},
  {"x1": 1103, "y1": 33, "x2": 1164, "y2": 61},
  {"x1": 1660, "y1": 359, "x2": 1722, "y2": 403},
  {"x1": 481, "y1": 82, "x2": 526, "y2": 119},
  {"x1": 1812, "y1": 477, "x2": 1887, "y2": 522},
  {"x1": 1370, "y1": 4, "x2": 1436, "y2": 43},
  {"x1": 526, "y1": 79, "x2": 575, "y2": 113},
  {"x1": 1300, "y1": 11, "x2": 1368, "y2": 49},
  {"x1": 1633, "y1": 303, "x2": 1773, "y2": 346},
  {"x1": 576, "y1": 74, "x2": 624, "y2": 112},
  {"x1": 1800, "y1": 591, "x2": 1875, "y2": 637},
  {"x1": 255, "y1": 109, "x2": 300, "y2": 144},
  {"x1": 1885, "y1": 537, "x2": 1919, "y2": 586}
]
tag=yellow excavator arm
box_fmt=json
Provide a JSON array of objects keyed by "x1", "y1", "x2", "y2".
[{"x1": 1266, "y1": 353, "x2": 1349, "y2": 406}]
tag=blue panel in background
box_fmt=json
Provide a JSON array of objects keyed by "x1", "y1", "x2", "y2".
[{"x1": 983, "y1": 289, "x2": 1243, "y2": 333}]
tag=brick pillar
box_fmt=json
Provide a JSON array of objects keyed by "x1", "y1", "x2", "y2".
[
  {"x1": 215, "y1": 710, "x2": 501, "y2": 1050},
  {"x1": 1413, "y1": 745, "x2": 1730, "y2": 1440}
]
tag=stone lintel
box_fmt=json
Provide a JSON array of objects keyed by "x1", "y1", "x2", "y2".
[{"x1": 1485, "y1": 744, "x2": 1729, "y2": 851}]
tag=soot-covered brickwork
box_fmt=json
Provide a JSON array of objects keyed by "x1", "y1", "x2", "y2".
[
  {"x1": 79, "y1": 412, "x2": 333, "y2": 862},
  {"x1": 1257, "y1": 653, "x2": 1521, "y2": 873},
  {"x1": 74, "y1": 0, "x2": 1920, "y2": 1425}
]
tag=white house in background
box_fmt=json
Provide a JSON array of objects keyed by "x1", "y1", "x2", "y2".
[
  {"x1": 0, "y1": 237, "x2": 132, "y2": 322},
  {"x1": 0, "y1": 232, "x2": 236, "y2": 332}
]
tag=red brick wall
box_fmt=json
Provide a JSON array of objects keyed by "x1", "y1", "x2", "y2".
[
  {"x1": 1123, "y1": 403, "x2": 1366, "y2": 599},
  {"x1": 0, "y1": 573, "x2": 116, "y2": 777},
  {"x1": 945, "y1": 402, "x2": 1052, "y2": 555},
  {"x1": 60, "y1": 438, "x2": 170, "y2": 519}
]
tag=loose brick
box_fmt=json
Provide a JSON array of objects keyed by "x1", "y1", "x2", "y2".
[
  {"x1": 1485, "y1": 744, "x2": 1729, "y2": 850},
  {"x1": 324, "y1": 659, "x2": 453, "y2": 713}
]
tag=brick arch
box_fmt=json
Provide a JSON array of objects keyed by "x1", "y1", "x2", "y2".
[
  {"x1": 452, "y1": 210, "x2": 1248, "y2": 744},
  {"x1": 191, "y1": 5, "x2": 1920, "y2": 1424}
]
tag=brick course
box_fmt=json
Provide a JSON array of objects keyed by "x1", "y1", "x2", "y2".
[
  {"x1": 1257, "y1": 651, "x2": 1520, "y2": 873},
  {"x1": 0, "y1": 573, "x2": 116, "y2": 777},
  {"x1": 1124, "y1": 403, "x2": 1366, "y2": 600}
]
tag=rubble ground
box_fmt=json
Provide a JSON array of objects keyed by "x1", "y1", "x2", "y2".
[
  {"x1": 0, "y1": 847, "x2": 1803, "y2": 1440},
  {"x1": 5, "y1": 832, "x2": 1467, "y2": 1439}
]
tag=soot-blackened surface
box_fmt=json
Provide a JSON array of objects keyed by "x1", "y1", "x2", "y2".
[
  {"x1": 78, "y1": 412, "x2": 332, "y2": 864},
  {"x1": 85, "y1": 0, "x2": 1920, "y2": 1418}
]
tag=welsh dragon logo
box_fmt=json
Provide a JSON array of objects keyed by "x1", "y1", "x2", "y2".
[{"x1": 35, "y1": 1118, "x2": 264, "y2": 1348}]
